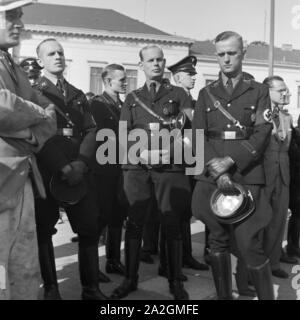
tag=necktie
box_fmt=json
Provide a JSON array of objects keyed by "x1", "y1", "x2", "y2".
[
  {"x1": 226, "y1": 78, "x2": 234, "y2": 96},
  {"x1": 1, "y1": 50, "x2": 18, "y2": 85},
  {"x1": 57, "y1": 79, "x2": 65, "y2": 96},
  {"x1": 149, "y1": 82, "x2": 156, "y2": 100},
  {"x1": 272, "y1": 106, "x2": 280, "y2": 128}
]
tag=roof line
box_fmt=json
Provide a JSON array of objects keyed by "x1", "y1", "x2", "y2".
[
  {"x1": 195, "y1": 55, "x2": 300, "y2": 68},
  {"x1": 24, "y1": 24, "x2": 194, "y2": 45}
]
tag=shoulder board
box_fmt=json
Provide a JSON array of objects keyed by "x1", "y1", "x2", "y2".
[
  {"x1": 208, "y1": 79, "x2": 219, "y2": 88},
  {"x1": 133, "y1": 87, "x2": 143, "y2": 94}
]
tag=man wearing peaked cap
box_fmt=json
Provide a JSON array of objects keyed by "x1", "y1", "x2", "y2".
[
  {"x1": 0, "y1": 0, "x2": 56, "y2": 300},
  {"x1": 20, "y1": 57, "x2": 43, "y2": 86},
  {"x1": 167, "y1": 55, "x2": 197, "y2": 75}
]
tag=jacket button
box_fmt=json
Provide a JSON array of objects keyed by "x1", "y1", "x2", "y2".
[
  {"x1": 227, "y1": 124, "x2": 231, "y2": 128},
  {"x1": 227, "y1": 103, "x2": 231, "y2": 107}
]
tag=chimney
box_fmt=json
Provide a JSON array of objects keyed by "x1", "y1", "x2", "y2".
[{"x1": 281, "y1": 44, "x2": 293, "y2": 51}]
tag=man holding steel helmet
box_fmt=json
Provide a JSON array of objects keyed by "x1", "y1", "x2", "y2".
[{"x1": 191, "y1": 31, "x2": 274, "y2": 300}]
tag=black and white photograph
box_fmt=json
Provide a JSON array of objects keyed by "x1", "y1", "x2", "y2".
[{"x1": 1, "y1": 0, "x2": 300, "y2": 306}]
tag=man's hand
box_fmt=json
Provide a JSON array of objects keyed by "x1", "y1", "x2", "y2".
[
  {"x1": 216, "y1": 173, "x2": 236, "y2": 195},
  {"x1": 140, "y1": 149, "x2": 169, "y2": 165},
  {"x1": 207, "y1": 156, "x2": 235, "y2": 179}
]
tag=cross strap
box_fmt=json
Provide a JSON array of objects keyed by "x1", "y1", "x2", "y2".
[{"x1": 205, "y1": 87, "x2": 245, "y2": 130}]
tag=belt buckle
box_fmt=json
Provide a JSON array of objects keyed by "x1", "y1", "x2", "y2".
[
  {"x1": 62, "y1": 128, "x2": 73, "y2": 137},
  {"x1": 224, "y1": 131, "x2": 236, "y2": 140}
]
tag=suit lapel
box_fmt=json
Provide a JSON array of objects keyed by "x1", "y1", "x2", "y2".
[
  {"x1": 39, "y1": 76, "x2": 65, "y2": 101},
  {"x1": 230, "y1": 78, "x2": 252, "y2": 101},
  {"x1": 137, "y1": 83, "x2": 151, "y2": 101},
  {"x1": 154, "y1": 82, "x2": 172, "y2": 102},
  {"x1": 65, "y1": 81, "x2": 79, "y2": 104}
]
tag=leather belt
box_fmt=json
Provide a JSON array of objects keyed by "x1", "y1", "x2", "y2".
[{"x1": 206, "y1": 129, "x2": 253, "y2": 140}]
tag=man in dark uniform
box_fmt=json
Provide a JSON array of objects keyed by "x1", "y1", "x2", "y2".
[
  {"x1": 166, "y1": 55, "x2": 209, "y2": 272},
  {"x1": 34, "y1": 38, "x2": 106, "y2": 300},
  {"x1": 90, "y1": 64, "x2": 127, "y2": 278},
  {"x1": 111, "y1": 45, "x2": 193, "y2": 300},
  {"x1": 19, "y1": 57, "x2": 43, "y2": 86},
  {"x1": 263, "y1": 76, "x2": 296, "y2": 277},
  {"x1": 192, "y1": 31, "x2": 274, "y2": 300}
]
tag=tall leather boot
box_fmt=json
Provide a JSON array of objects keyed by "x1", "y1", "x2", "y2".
[
  {"x1": 158, "y1": 227, "x2": 187, "y2": 281},
  {"x1": 210, "y1": 252, "x2": 233, "y2": 300},
  {"x1": 234, "y1": 259, "x2": 256, "y2": 297},
  {"x1": 78, "y1": 242, "x2": 108, "y2": 300},
  {"x1": 287, "y1": 216, "x2": 300, "y2": 258},
  {"x1": 166, "y1": 239, "x2": 189, "y2": 300},
  {"x1": 182, "y1": 220, "x2": 209, "y2": 270},
  {"x1": 105, "y1": 226, "x2": 125, "y2": 275},
  {"x1": 38, "y1": 240, "x2": 62, "y2": 300},
  {"x1": 248, "y1": 260, "x2": 274, "y2": 300},
  {"x1": 203, "y1": 227, "x2": 211, "y2": 265},
  {"x1": 110, "y1": 237, "x2": 141, "y2": 299}
]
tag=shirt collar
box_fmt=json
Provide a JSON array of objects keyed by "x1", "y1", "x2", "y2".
[
  {"x1": 221, "y1": 72, "x2": 243, "y2": 89},
  {"x1": 43, "y1": 70, "x2": 65, "y2": 86}
]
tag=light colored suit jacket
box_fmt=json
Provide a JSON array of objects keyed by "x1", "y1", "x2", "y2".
[{"x1": 0, "y1": 51, "x2": 56, "y2": 207}]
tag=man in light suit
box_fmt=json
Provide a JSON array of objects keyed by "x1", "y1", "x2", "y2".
[
  {"x1": 263, "y1": 76, "x2": 294, "y2": 278},
  {"x1": 0, "y1": 0, "x2": 56, "y2": 300}
]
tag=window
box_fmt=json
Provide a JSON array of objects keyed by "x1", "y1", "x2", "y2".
[
  {"x1": 126, "y1": 69, "x2": 138, "y2": 94},
  {"x1": 90, "y1": 67, "x2": 103, "y2": 95},
  {"x1": 298, "y1": 86, "x2": 300, "y2": 109}
]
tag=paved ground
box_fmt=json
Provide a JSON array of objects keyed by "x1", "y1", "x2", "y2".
[{"x1": 40, "y1": 214, "x2": 300, "y2": 300}]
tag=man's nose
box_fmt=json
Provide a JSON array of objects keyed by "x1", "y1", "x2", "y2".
[{"x1": 224, "y1": 53, "x2": 230, "y2": 62}]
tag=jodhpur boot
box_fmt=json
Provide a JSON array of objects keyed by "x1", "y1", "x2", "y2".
[
  {"x1": 78, "y1": 244, "x2": 107, "y2": 300},
  {"x1": 210, "y1": 252, "x2": 233, "y2": 300},
  {"x1": 105, "y1": 226, "x2": 125, "y2": 276},
  {"x1": 110, "y1": 238, "x2": 141, "y2": 299},
  {"x1": 38, "y1": 241, "x2": 62, "y2": 300},
  {"x1": 248, "y1": 260, "x2": 274, "y2": 300},
  {"x1": 158, "y1": 227, "x2": 187, "y2": 281},
  {"x1": 182, "y1": 221, "x2": 209, "y2": 271},
  {"x1": 203, "y1": 227, "x2": 211, "y2": 265},
  {"x1": 166, "y1": 239, "x2": 189, "y2": 300},
  {"x1": 235, "y1": 259, "x2": 256, "y2": 297},
  {"x1": 287, "y1": 217, "x2": 300, "y2": 258}
]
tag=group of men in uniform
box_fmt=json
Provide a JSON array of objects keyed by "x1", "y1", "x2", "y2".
[{"x1": 1, "y1": 0, "x2": 299, "y2": 301}]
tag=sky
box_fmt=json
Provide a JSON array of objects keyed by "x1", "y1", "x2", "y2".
[{"x1": 39, "y1": 0, "x2": 300, "y2": 49}]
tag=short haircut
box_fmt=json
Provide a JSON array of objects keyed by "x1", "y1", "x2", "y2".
[
  {"x1": 214, "y1": 31, "x2": 244, "y2": 50},
  {"x1": 36, "y1": 38, "x2": 60, "y2": 57},
  {"x1": 101, "y1": 64, "x2": 125, "y2": 81},
  {"x1": 139, "y1": 44, "x2": 164, "y2": 61},
  {"x1": 263, "y1": 75, "x2": 284, "y2": 88}
]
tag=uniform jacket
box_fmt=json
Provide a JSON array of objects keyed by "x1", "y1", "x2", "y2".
[
  {"x1": 35, "y1": 76, "x2": 96, "y2": 180},
  {"x1": 120, "y1": 80, "x2": 193, "y2": 171},
  {"x1": 264, "y1": 109, "x2": 292, "y2": 186},
  {"x1": 192, "y1": 72, "x2": 272, "y2": 185},
  {"x1": 90, "y1": 91, "x2": 122, "y2": 176},
  {"x1": 0, "y1": 51, "x2": 56, "y2": 206}
]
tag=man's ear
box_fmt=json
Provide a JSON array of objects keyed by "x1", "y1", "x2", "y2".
[
  {"x1": 37, "y1": 58, "x2": 44, "y2": 69},
  {"x1": 138, "y1": 61, "x2": 144, "y2": 70}
]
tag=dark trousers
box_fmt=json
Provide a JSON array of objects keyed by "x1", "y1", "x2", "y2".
[
  {"x1": 35, "y1": 174, "x2": 101, "y2": 241},
  {"x1": 192, "y1": 181, "x2": 272, "y2": 267},
  {"x1": 264, "y1": 175, "x2": 289, "y2": 270},
  {"x1": 94, "y1": 174, "x2": 127, "y2": 261},
  {"x1": 124, "y1": 169, "x2": 191, "y2": 242}
]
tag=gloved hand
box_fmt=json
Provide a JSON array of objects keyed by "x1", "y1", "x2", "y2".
[
  {"x1": 61, "y1": 161, "x2": 87, "y2": 186},
  {"x1": 206, "y1": 156, "x2": 235, "y2": 179},
  {"x1": 216, "y1": 173, "x2": 236, "y2": 195}
]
